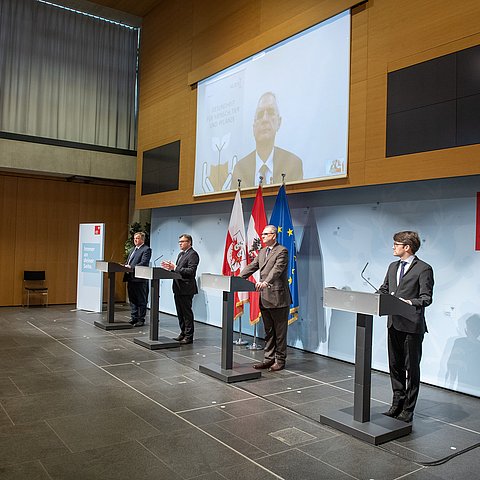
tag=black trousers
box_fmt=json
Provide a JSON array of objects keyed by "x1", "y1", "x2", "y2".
[
  {"x1": 260, "y1": 304, "x2": 289, "y2": 366},
  {"x1": 387, "y1": 326, "x2": 424, "y2": 413},
  {"x1": 174, "y1": 294, "x2": 194, "y2": 340},
  {"x1": 127, "y1": 281, "x2": 149, "y2": 321}
]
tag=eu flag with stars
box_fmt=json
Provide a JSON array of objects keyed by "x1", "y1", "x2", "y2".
[{"x1": 269, "y1": 185, "x2": 299, "y2": 324}]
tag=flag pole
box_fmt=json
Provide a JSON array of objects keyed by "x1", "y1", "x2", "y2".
[
  {"x1": 269, "y1": 180, "x2": 300, "y2": 326},
  {"x1": 246, "y1": 322, "x2": 263, "y2": 350},
  {"x1": 246, "y1": 173, "x2": 265, "y2": 350},
  {"x1": 230, "y1": 178, "x2": 249, "y2": 346},
  {"x1": 233, "y1": 315, "x2": 249, "y2": 345}
]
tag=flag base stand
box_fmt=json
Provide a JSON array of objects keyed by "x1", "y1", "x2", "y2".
[
  {"x1": 233, "y1": 317, "x2": 249, "y2": 346},
  {"x1": 246, "y1": 323, "x2": 263, "y2": 350},
  {"x1": 133, "y1": 336, "x2": 180, "y2": 350},
  {"x1": 199, "y1": 363, "x2": 260, "y2": 383},
  {"x1": 94, "y1": 320, "x2": 133, "y2": 330},
  {"x1": 320, "y1": 407, "x2": 411, "y2": 445}
]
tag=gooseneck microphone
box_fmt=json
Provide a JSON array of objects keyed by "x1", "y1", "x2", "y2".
[
  {"x1": 153, "y1": 255, "x2": 163, "y2": 266},
  {"x1": 361, "y1": 262, "x2": 378, "y2": 292}
]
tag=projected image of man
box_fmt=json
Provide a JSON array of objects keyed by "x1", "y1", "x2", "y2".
[{"x1": 232, "y1": 92, "x2": 303, "y2": 188}]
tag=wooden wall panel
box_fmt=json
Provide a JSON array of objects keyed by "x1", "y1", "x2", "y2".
[
  {"x1": 79, "y1": 183, "x2": 130, "y2": 303},
  {"x1": 388, "y1": 32, "x2": 480, "y2": 73},
  {"x1": 365, "y1": 145, "x2": 480, "y2": 186},
  {"x1": 136, "y1": 0, "x2": 480, "y2": 210},
  {"x1": 363, "y1": 0, "x2": 480, "y2": 185},
  {"x1": 14, "y1": 178, "x2": 78, "y2": 305},
  {"x1": 139, "y1": 1, "x2": 193, "y2": 108},
  {"x1": 192, "y1": 0, "x2": 253, "y2": 36},
  {"x1": 0, "y1": 174, "x2": 129, "y2": 306},
  {"x1": 386, "y1": 1, "x2": 480, "y2": 69},
  {"x1": 187, "y1": 0, "x2": 359, "y2": 86},
  {"x1": 0, "y1": 176, "x2": 18, "y2": 305},
  {"x1": 260, "y1": 0, "x2": 332, "y2": 31},
  {"x1": 191, "y1": 1, "x2": 260, "y2": 70}
]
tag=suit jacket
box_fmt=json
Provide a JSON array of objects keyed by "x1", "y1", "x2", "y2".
[
  {"x1": 123, "y1": 243, "x2": 152, "y2": 282},
  {"x1": 231, "y1": 147, "x2": 303, "y2": 188},
  {"x1": 172, "y1": 247, "x2": 200, "y2": 296},
  {"x1": 240, "y1": 243, "x2": 292, "y2": 309},
  {"x1": 378, "y1": 256, "x2": 434, "y2": 334}
]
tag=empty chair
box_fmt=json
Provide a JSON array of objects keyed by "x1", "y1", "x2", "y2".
[{"x1": 23, "y1": 271, "x2": 49, "y2": 307}]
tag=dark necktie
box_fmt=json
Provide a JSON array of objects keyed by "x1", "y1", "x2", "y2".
[
  {"x1": 265, "y1": 247, "x2": 271, "y2": 257},
  {"x1": 176, "y1": 251, "x2": 184, "y2": 263},
  {"x1": 399, "y1": 261, "x2": 407, "y2": 280},
  {"x1": 128, "y1": 248, "x2": 137, "y2": 265},
  {"x1": 259, "y1": 164, "x2": 269, "y2": 184}
]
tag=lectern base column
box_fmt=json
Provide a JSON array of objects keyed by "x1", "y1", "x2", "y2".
[
  {"x1": 94, "y1": 320, "x2": 133, "y2": 330},
  {"x1": 320, "y1": 407, "x2": 412, "y2": 445},
  {"x1": 199, "y1": 363, "x2": 261, "y2": 383},
  {"x1": 133, "y1": 336, "x2": 180, "y2": 350}
]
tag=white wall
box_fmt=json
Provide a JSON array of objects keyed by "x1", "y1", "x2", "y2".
[{"x1": 151, "y1": 175, "x2": 480, "y2": 397}]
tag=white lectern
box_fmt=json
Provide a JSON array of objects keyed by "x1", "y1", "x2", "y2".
[
  {"x1": 133, "y1": 266, "x2": 182, "y2": 350},
  {"x1": 199, "y1": 274, "x2": 258, "y2": 383},
  {"x1": 320, "y1": 287, "x2": 416, "y2": 445},
  {"x1": 95, "y1": 261, "x2": 132, "y2": 330}
]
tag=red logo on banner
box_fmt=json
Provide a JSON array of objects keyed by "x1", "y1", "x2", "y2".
[{"x1": 94, "y1": 225, "x2": 101, "y2": 235}]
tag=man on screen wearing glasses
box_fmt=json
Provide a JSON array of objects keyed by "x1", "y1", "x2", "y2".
[{"x1": 232, "y1": 92, "x2": 303, "y2": 188}]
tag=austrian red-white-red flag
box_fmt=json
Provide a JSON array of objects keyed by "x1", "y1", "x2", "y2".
[
  {"x1": 222, "y1": 189, "x2": 248, "y2": 319},
  {"x1": 246, "y1": 186, "x2": 267, "y2": 324}
]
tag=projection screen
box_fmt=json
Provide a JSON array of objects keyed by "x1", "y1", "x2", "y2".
[{"x1": 194, "y1": 10, "x2": 351, "y2": 196}]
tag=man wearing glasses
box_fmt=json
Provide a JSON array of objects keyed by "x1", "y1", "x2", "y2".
[
  {"x1": 161, "y1": 234, "x2": 200, "y2": 344},
  {"x1": 378, "y1": 231, "x2": 434, "y2": 423},
  {"x1": 231, "y1": 92, "x2": 303, "y2": 188},
  {"x1": 240, "y1": 225, "x2": 291, "y2": 372}
]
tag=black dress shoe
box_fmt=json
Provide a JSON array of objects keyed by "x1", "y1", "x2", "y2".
[
  {"x1": 382, "y1": 404, "x2": 403, "y2": 418},
  {"x1": 252, "y1": 360, "x2": 275, "y2": 369},
  {"x1": 173, "y1": 334, "x2": 185, "y2": 341},
  {"x1": 129, "y1": 319, "x2": 136, "y2": 325},
  {"x1": 135, "y1": 321, "x2": 145, "y2": 327},
  {"x1": 268, "y1": 363, "x2": 285, "y2": 372},
  {"x1": 179, "y1": 338, "x2": 193, "y2": 344},
  {"x1": 396, "y1": 410, "x2": 414, "y2": 423}
]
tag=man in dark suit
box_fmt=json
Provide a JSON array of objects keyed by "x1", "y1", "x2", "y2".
[
  {"x1": 231, "y1": 92, "x2": 303, "y2": 188},
  {"x1": 240, "y1": 225, "x2": 292, "y2": 372},
  {"x1": 124, "y1": 232, "x2": 152, "y2": 327},
  {"x1": 378, "y1": 231, "x2": 434, "y2": 423},
  {"x1": 161, "y1": 234, "x2": 200, "y2": 344}
]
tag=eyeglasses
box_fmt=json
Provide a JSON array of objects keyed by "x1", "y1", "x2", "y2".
[
  {"x1": 261, "y1": 232, "x2": 274, "y2": 236},
  {"x1": 393, "y1": 242, "x2": 405, "y2": 246},
  {"x1": 255, "y1": 108, "x2": 278, "y2": 121},
  {"x1": 178, "y1": 240, "x2": 188, "y2": 243}
]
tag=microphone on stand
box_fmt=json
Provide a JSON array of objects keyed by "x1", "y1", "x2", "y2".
[
  {"x1": 153, "y1": 255, "x2": 163, "y2": 267},
  {"x1": 361, "y1": 262, "x2": 378, "y2": 292}
]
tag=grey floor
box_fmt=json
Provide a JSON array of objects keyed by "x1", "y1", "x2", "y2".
[{"x1": 0, "y1": 305, "x2": 479, "y2": 480}]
